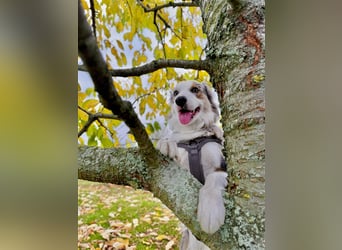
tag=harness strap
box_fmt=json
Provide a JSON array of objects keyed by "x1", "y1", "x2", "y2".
[{"x1": 177, "y1": 136, "x2": 223, "y2": 185}]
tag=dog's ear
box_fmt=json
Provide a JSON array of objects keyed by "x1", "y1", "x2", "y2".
[{"x1": 202, "y1": 82, "x2": 220, "y2": 117}]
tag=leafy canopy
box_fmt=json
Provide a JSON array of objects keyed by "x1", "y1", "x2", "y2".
[{"x1": 78, "y1": 0, "x2": 209, "y2": 147}]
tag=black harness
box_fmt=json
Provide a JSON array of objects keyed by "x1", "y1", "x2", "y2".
[{"x1": 177, "y1": 136, "x2": 226, "y2": 185}]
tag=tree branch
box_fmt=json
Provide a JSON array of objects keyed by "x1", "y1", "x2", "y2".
[
  {"x1": 138, "y1": 1, "x2": 198, "y2": 12},
  {"x1": 78, "y1": 146, "x2": 234, "y2": 249},
  {"x1": 78, "y1": 59, "x2": 209, "y2": 77},
  {"x1": 89, "y1": 0, "x2": 97, "y2": 38},
  {"x1": 78, "y1": 0, "x2": 159, "y2": 166}
]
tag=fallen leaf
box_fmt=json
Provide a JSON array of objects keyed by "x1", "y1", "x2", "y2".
[
  {"x1": 156, "y1": 234, "x2": 170, "y2": 241},
  {"x1": 132, "y1": 218, "x2": 139, "y2": 227},
  {"x1": 165, "y1": 239, "x2": 175, "y2": 250}
]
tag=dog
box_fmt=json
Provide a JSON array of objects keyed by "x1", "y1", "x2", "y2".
[{"x1": 157, "y1": 80, "x2": 228, "y2": 250}]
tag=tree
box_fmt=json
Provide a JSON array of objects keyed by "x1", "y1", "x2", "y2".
[{"x1": 78, "y1": 0, "x2": 265, "y2": 249}]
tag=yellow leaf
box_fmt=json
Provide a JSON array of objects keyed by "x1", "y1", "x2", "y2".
[
  {"x1": 111, "y1": 47, "x2": 119, "y2": 60},
  {"x1": 138, "y1": 54, "x2": 147, "y2": 64},
  {"x1": 153, "y1": 48, "x2": 163, "y2": 59},
  {"x1": 78, "y1": 137, "x2": 84, "y2": 145},
  {"x1": 141, "y1": 35, "x2": 152, "y2": 50},
  {"x1": 78, "y1": 92, "x2": 86, "y2": 105},
  {"x1": 83, "y1": 99, "x2": 100, "y2": 111},
  {"x1": 169, "y1": 35, "x2": 179, "y2": 46},
  {"x1": 108, "y1": 119, "x2": 122, "y2": 128},
  {"x1": 156, "y1": 234, "x2": 170, "y2": 241},
  {"x1": 120, "y1": 52, "x2": 127, "y2": 65},
  {"x1": 116, "y1": 40, "x2": 124, "y2": 50},
  {"x1": 127, "y1": 134, "x2": 136, "y2": 143},
  {"x1": 80, "y1": 0, "x2": 89, "y2": 10},
  {"x1": 252, "y1": 74, "x2": 265, "y2": 83},
  {"x1": 147, "y1": 96, "x2": 157, "y2": 110},
  {"x1": 123, "y1": 31, "x2": 134, "y2": 41},
  {"x1": 139, "y1": 98, "x2": 146, "y2": 115},
  {"x1": 156, "y1": 92, "x2": 165, "y2": 103},
  {"x1": 103, "y1": 26, "x2": 110, "y2": 38},
  {"x1": 116, "y1": 22, "x2": 124, "y2": 33},
  {"x1": 104, "y1": 39, "x2": 111, "y2": 48},
  {"x1": 78, "y1": 109, "x2": 88, "y2": 121},
  {"x1": 243, "y1": 193, "x2": 251, "y2": 199},
  {"x1": 148, "y1": 70, "x2": 162, "y2": 84}
]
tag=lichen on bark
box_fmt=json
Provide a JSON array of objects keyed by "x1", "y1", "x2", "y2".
[{"x1": 78, "y1": 146, "x2": 149, "y2": 188}]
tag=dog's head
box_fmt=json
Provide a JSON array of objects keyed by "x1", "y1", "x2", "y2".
[{"x1": 168, "y1": 80, "x2": 220, "y2": 131}]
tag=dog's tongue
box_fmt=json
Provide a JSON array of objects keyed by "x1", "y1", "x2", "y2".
[{"x1": 179, "y1": 111, "x2": 193, "y2": 125}]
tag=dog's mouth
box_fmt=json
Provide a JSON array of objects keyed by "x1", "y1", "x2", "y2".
[{"x1": 178, "y1": 107, "x2": 200, "y2": 125}]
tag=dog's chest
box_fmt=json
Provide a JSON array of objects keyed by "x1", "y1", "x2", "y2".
[{"x1": 175, "y1": 138, "x2": 223, "y2": 183}]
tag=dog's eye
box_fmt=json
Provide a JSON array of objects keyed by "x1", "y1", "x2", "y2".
[
  {"x1": 190, "y1": 87, "x2": 199, "y2": 93},
  {"x1": 173, "y1": 90, "x2": 179, "y2": 96}
]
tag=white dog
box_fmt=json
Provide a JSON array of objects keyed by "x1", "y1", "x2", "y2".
[{"x1": 157, "y1": 80, "x2": 228, "y2": 250}]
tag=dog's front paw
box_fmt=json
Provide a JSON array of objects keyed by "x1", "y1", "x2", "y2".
[
  {"x1": 156, "y1": 139, "x2": 178, "y2": 159},
  {"x1": 198, "y1": 187, "x2": 225, "y2": 234},
  {"x1": 197, "y1": 172, "x2": 227, "y2": 234},
  {"x1": 211, "y1": 124, "x2": 224, "y2": 140}
]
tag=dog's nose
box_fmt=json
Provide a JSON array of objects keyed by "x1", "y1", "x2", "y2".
[{"x1": 175, "y1": 96, "x2": 187, "y2": 107}]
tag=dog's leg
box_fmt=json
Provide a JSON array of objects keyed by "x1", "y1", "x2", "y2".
[
  {"x1": 197, "y1": 171, "x2": 228, "y2": 234},
  {"x1": 156, "y1": 138, "x2": 178, "y2": 159},
  {"x1": 180, "y1": 228, "x2": 211, "y2": 250}
]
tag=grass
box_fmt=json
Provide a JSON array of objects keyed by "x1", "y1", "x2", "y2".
[{"x1": 78, "y1": 180, "x2": 181, "y2": 250}]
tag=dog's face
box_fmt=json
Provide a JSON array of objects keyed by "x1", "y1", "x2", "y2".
[{"x1": 169, "y1": 80, "x2": 220, "y2": 130}]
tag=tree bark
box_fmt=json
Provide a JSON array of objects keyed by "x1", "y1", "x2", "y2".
[{"x1": 200, "y1": 0, "x2": 265, "y2": 248}]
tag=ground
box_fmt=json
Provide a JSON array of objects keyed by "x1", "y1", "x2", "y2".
[{"x1": 78, "y1": 180, "x2": 182, "y2": 250}]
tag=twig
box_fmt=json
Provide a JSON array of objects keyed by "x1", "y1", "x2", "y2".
[
  {"x1": 96, "y1": 119, "x2": 114, "y2": 138},
  {"x1": 157, "y1": 11, "x2": 182, "y2": 40},
  {"x1": 153, "y1": 11, "x2": 167, "y2": 58},
  {"x1": 137, "y1": 1, "x2": 185, "y2": 43},
  {"x1": 138, "y1": 1, "x2": 198, "y2": 12},
  {"x1": 78, "y1": 105, "x2": 92, "y2": 116},
  {"x1": 78, "y1": 106, "x2": 121, "y2": 137},
  {"x1": 78, "y1": 115, "x2": 97, "y2": 137},
  {"x1": 131, "y1": 87, "x2": 165, "y2": 106}
]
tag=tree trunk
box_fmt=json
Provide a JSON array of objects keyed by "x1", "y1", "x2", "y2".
[{"x1": 200, "y1": 0, "x2": 265, "y2": 248}]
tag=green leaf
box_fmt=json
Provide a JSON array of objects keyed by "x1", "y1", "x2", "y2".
[
  {"x1": 88, "y1": 134, "x2": 97, "y2": 146},
  {"x1": 153, "y1": 121, "x2": 161, "y2": 131},
  {"x1": 101, "y1": 138, "x2": 113, "y2": 148},
  {"x1": 146, "y1": 123, "x2": 154, "y2": 134}
]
